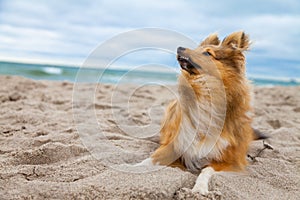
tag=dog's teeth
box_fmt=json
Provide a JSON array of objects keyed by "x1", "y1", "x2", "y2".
[{"x1": 181, "y1": 56, "x2": 187, "y2": 60}]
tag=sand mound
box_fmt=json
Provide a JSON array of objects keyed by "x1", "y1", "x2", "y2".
[{"x1": 0, "y1": 76, "x2": 299, "y2": 199}]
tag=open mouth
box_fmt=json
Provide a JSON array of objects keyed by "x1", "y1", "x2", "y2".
[{"x1": 177, "y1": 55, "x2": 193, "y2": 71}]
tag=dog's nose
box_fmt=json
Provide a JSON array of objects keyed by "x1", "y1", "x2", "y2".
[{"x1": 177, "y1": 46, "x2": 186, "y2": 54}]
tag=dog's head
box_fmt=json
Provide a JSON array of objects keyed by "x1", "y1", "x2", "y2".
[
  {"x1": 177, "y1": 31, "x2": 252, "y2": 118},
  {"x1": 177, "y1": 31, "x2": 250, "y2": 84}
]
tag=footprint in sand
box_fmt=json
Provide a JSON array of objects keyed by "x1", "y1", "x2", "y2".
[
  {"x1": 293, "y1": 107, "x2": 300, "y2": 112},
  {"x1": 267, "y1": 119, "x2": 281, "y2": 129},
  {"x1": 13, "y1": 143, "x2": 88, "y2": 165}
]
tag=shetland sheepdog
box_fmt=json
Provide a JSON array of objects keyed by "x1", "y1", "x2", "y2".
[{"x1": 137, "y1": 31, "x2": 266, "y2": 195}]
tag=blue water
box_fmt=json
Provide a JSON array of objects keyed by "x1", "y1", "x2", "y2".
[{"x1": 0, "y1": 61, "x2": 299, "y2": 86}]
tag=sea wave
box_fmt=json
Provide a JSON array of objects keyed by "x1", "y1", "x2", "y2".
[
  {"x1": 0, "y1": 61, "x2": 299, "y2": 86},
  {"x1": 42, "y1": 67, "x2": 63, "y2": 75},
  {"x1": 249, "y1": 75, "x2": 300, "y2": 86}
]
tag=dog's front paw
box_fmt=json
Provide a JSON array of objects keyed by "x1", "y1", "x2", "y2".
[
  {"x1": 192, "y1": 183, "x2": 209, "y2": 196},
  {"x1": 134, "y1": 158, "x2": 154, "y2": 167}
]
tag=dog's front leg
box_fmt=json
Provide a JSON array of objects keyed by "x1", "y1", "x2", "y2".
[
  {"x1": 192, "y1": 166, "x2": 215, "y2": 195},
  {"x1": 135, "y1": 143, "x2": 178, "y2": 167}
]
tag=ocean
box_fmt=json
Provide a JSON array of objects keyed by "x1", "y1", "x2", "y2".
[{"x1": 0, "y1": 61, "x2": 299, "y2": 86}]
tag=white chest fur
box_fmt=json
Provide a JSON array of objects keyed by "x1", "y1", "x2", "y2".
[
  {"x1": 174, "y1": 75, "x2": 229, "y2": 172},
  {"x1": 175, "y1": 126, "x2": 228, "y2": 172}
]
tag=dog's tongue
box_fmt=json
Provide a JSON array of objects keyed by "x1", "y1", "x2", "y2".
[
  {"x1": 179, "y1": 61, "x2": 187, "y2": 68},
  {"x1": 182, "y1": 62, "x2": 188, "y2": 67}
]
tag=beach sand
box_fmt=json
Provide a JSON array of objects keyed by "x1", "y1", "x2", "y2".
[{"x1": 0, "y1": 75, "x2": 299, "y2": 200}]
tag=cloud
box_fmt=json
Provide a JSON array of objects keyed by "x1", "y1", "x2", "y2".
[{"x1": 0, "y1": 0, "x2": 299, "y2": 78}]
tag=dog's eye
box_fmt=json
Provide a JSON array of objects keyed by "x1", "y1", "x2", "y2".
[{"x1": 202, "y1": 51, "x2": 212, "y2": 56}]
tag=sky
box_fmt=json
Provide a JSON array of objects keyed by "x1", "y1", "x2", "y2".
[{"x1": 0, "y1": 0, "x2": 299, "y2": 79}]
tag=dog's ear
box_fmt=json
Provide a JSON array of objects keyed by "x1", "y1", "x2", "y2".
[
  {"x1": 221, "y1": 31, "x2": 250, "y2": 51},
  {"x1": 200, "y1": 33, "x2": 220, "y2": 46}
]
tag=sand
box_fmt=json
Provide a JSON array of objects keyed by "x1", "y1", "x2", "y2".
[{"x1": 0, "y1": 75, "x2": 299, "y2": 200}]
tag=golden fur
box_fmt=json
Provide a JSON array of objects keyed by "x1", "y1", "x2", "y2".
[{"x1": 151, "y1": 31, "x2": 255, "y2": 173}]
